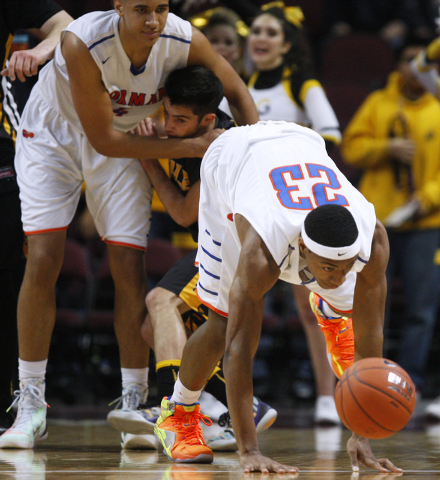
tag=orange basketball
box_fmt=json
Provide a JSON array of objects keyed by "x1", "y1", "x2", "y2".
[{"x1": 335, "y1": 357, "x2": 416, "y2": 439}]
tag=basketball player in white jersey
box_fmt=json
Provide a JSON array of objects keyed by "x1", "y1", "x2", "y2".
[
  {"x1": 0, "y1": 0, "x2": 258, "y2": 450},
  {"x1": 154, "y1": 121, "x2": 402, "y2": 473}
]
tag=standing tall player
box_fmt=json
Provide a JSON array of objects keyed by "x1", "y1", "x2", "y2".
[
  {"x1": 0, "y1": 0, "x2": 258, "y2": 450},
  {"x1": 0, "y1": 0, "x2": 73, "y2": 434}
]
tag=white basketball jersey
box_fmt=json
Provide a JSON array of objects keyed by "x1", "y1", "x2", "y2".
[
  {"x1": 36, "y1": 10, "x2": 192, "y2": 133},
  {"x1": 201, "y1": 121, "x2": 376, "y2": 313}
]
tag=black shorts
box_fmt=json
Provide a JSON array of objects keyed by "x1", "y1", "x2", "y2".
[{"x1": 156, "y1": 248, "x2": 208, "y2": 334}]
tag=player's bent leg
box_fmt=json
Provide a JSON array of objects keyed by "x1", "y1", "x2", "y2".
[
  {"x1": 309, "y1": 292, "x2": 354, "y2": 379},
  {"x1": 154, "y1": 396, "x2": 213, "y2": 463},
  {"x1": 294, "y1": 285, "x2": 340, "y2": 425},
  {"x1": 145, "y1": 287, "x2": 188, "y2": 363}
]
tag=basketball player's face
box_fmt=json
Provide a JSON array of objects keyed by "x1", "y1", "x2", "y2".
[
  {"x1": 248, "y1": 14, "x2": 291, "y2": 71},
  {"x1": 299, "y1": 239, "x2": 358, "y2": 289},
  {"x1": 163, "y1": 98, "x2": 208, "y2": 139},
  {"x1": 115, "y1": 0, "x2": 169, "y2": 46}
]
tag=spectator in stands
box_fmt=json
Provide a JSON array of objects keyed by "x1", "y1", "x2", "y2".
[{"x1": 342, "y1": 43, "x2": 440, "y2": 399}]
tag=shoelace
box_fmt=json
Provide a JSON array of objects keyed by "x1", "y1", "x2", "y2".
[
  {"x1": 7, "y1": 385, "x2": 48, "y2": 429},
  {"x1": 108, "y1": 385, "x2": 144, "y2": 409},
  {"x1": 171, "y1": 410, "x2": 213, "y2": 445},
  {"x1": 218, "y1": 411, "x2": 231, "y2": 428}
]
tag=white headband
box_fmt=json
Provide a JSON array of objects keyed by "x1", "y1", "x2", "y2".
[{"x1": 301, "y1": 222, "x2": 361, "y2": 261}]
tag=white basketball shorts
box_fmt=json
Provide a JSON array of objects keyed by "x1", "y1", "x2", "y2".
[{"x1": 15, "y1": 87, "x2": 152, "y2": 250}]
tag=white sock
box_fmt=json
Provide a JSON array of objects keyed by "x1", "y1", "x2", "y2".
[
  {"x1": 18, "y1": 359, "x2": 47, "y2": 383},
  {"x1": 121, "y1": 367, "x2": 149, "y2": 390},
  {"x1": 171, "y1": 374, "x2": 201, "y2": 405}
]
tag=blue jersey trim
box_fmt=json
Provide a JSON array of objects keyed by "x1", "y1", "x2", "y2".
[
  {"x1": 200, "y1": 263, "x2": 220, "y2": 280},
  {"x1": 89, "y1": 34, "x2": 115, "y2": 50},
  {"x1": 130, "y1": 63, "x2": 146, "y2": 76},
  {"x1": 159, "y1": 34, "x2": 191, "y2": 44},
  {"x1": 198, "y1": 281, "x2": 218, "y2": 296},
  {"x1": 201, "y1": 245, "x2": 222, "y2": 263}
]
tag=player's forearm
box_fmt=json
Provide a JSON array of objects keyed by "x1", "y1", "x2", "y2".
[
  {"x1": 91, "y1": 129, "x2": 203, "y2": 160},
  {"x1": 226, "y1": 89, "x2": 259, "y2": 126},
  {"x1": 145, "y1": 166, "x2": 196, "y2": 226},
  {"x1": 37, "y1": 11, "x2": 74, "y2": 60}
]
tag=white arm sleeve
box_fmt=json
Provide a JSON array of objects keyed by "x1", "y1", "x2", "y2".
[{"x1": 303, "y1": 85, "x2": 342, "y2": 144}]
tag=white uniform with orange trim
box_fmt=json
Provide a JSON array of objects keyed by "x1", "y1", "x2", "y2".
[
  {"x1": 15, "y1": 11, "x2": 192, "y2": 249},
  {"x1": 196, "y1": 121, "x2": 376, "y2": 316}
]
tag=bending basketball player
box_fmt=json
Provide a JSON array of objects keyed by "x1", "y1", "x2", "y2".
[{"x1": 153, "y1": 121, "x2": 402, "y2": 474}]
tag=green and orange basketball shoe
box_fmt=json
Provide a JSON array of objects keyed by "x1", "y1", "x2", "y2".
[
  {"x1": 154, "y1": 397, "x2": 213, "y2": 463},
  {"x1": 309, "y1": 292, "x2": 354, "y2": 378}
]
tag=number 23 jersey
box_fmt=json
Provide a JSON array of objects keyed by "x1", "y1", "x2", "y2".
[{"x1": 200, "y1": 121, "x2": 376, "y2": 313}]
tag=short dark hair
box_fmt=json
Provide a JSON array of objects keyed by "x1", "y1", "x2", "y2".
[
  {"x1": 304, "y1": 205, "x2": 358, "y2": 248},
  {"x1": 164, "y1": 65, "x2": 224, "y2": 118}
]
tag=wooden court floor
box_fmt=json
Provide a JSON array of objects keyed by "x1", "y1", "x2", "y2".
[{"x1": 0, "y1": 421, "x2": 440, "y2": 479}]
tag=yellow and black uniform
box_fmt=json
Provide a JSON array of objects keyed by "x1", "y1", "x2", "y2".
[
  {"x1": 152, "y1": 110, "x2": 233, "y2": 403},
  {"x1": 155, "y1": 109, "x2": 234, "y2": 331},
  {"x1": 0, "y1": 0, "x2": 62, "y2": 428},
  {"x1": 342, "y1": 71, "x2": 440, "y2": 228},
  {"x1": 247, "y1": 63, "x2": 341, "y2": 152}
]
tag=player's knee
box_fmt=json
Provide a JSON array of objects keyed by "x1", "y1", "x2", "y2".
[{"x1": 145, "y1": 287, "x2": 177, "y2": 312}]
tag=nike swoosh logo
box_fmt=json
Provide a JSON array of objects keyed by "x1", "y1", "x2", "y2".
[
  {"x1": 337, "y1": 252, "x2": 347, "y2": 256},
  {"x1": 102, "y1": 56, "x2": 111, "y2": 64}
]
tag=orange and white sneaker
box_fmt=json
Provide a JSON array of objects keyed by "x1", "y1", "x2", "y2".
[
  {"x1": 309, "y1": 292, "x2": 354, "y2": 378},
  {"x1": 154, "y1": 397, "x2": 213, "y2": 463}
]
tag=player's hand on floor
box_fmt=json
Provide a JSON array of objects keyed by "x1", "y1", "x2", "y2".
[
  {"x1": 240, "y1": 452, "x2": 299, "y2": 474},
  {"x1": 347, "y1": 433, "x2": 403, "y2": 473}
]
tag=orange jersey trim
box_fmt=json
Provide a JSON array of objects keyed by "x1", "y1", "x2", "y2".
[
  {"x1": 315, "y1": 293, "x2": 353, "y2": 316},
  {"x1": 196, "y1": 290, "x2": 228, "y2": 318},
  {"x1": 104, "y1": 239, "x2": 146, "y2": 251},
  {"x1": 24, "y1": 226, "x2": 69, "y2": 235}
]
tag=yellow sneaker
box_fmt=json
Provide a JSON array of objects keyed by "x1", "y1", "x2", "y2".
[
  {"x1": 309, "y1": 292, "x2": 354, "y2": 378},
  {"x1": 154, "y1": 397, "x2": 213, "y2": 463}
]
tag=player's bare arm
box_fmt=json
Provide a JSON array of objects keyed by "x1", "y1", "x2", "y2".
[
  {"x1": 140, "y1": 159, "x2": 199, "y2": 227},
  {"x1": 187, "y1": 27, "x2": 259, "y2": 126},
  {"x1": 352, "y1": 219, "x2": 389, "y2": 361},
  {"x1": 62, "y1": 32, "x2": 219, "y2": 159},
  {"x1": 224, "y1": 215, "x2": 298, "y2": 474},
  {"x1": 1, "y1": 10, "x2": 73, "y2": 82},
  {"x1": 348, "y1": 220, "x2": 402, "y2": 473}
]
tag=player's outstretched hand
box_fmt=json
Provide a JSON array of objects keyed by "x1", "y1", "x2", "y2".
[
  {"x1": 347, "y1": 433, "x2": 403, "y2": 473},
  {"x1": 240, "y1": 451, "x2": 299, "y2": 475}
]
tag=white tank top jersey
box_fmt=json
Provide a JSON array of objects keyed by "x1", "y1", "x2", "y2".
[
  {"x1": 202, "y1": 121, "x2": 376, "y2": 313},
  {"x1": 36, "y1": 10, "x2": 192, "y2": 134}
]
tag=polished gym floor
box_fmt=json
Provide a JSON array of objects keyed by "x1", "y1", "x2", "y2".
[{"x1": 0, "y1": 404, "x2": 440, "y2": 480}]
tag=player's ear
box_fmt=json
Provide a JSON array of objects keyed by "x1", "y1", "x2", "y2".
[
  {"x1": 200, "y1": 113, "x2": 216, "y2": 127},
  {"x1": 114, "y1": 0, "x2": 124, "y2": 16}
]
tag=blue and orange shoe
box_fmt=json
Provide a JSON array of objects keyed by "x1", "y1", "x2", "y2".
[
  {"x1": 309, "y1": 292, "x2": 354, "y2": 378},
  {"x1": 154, "y1": 397, "x2": 213, "y2": 463}
]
